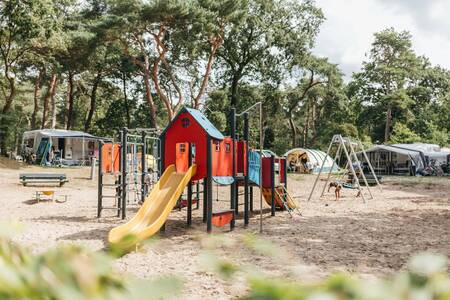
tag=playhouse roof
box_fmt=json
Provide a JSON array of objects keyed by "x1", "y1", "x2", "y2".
[{"x1": 166, "y1": 107, "x2": 224, "y2": 140}]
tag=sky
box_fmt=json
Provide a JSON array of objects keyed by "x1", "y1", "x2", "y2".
[{"x1": 313, "y1": 0, "x2": 450, "y2": 79}]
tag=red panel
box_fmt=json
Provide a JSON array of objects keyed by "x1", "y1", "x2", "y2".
[
  {"x1": 236, "y1": 141, "x2": 247, "y2": 176},
  {"x1": 101, "y1": 143, "x2": 120, "y2": 173},
  {"x1": 164, "y1": 112, "x2": 208, "y2": 181},
  {"x1": 212, "y1": 137, "x2": 233, "y2": 177},
  {"x1": 278, "y1": 157, "x2": 286, "y2": 184},
  {"x1": 175, "y1": 142, "x2": 189, "y2": 173},
  {"x1": 262, "y1": 157, "x2": 272, "y2": 188},
  {"x1": 212, "y1": 210, "x2": 234, "y2": 227}
]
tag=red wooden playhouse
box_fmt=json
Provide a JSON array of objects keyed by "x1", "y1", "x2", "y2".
[{"x1": 159, "y1": 107, "x2": 294, "y2": 232}]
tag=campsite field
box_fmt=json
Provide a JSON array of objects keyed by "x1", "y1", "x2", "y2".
[{"x1": 1, "y1": 157, "x2": 449, "y2": 299}]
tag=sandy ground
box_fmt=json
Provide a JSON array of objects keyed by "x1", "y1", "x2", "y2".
[{"x1": 1, "y1": 157, "x2": 450, "y2": 299}]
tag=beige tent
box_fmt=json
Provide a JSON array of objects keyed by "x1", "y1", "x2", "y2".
[{"x1": 284, "y1": 148, "x2": 338, "y2": 174}]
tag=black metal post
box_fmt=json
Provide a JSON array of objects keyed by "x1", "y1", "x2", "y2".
[
  {"x1": 117, "y1": 131, "x2": 123, "y2": 217},
  {"x1": 187, "y1": 143, "x2": 193, "y2": 226},
  {"x1": 283, "y1": 158, "x2": 288, "y2": 190},
  {"x1": 230, "y1": 108, "x2": 236, "y2": 230},
  {"x1": 243, "y1": 112, "x2": 249, "y2": 225},
  {"x1": 196, "y1": 181, "x2": 200, "y2": 209},
  {"x1": 97, "y1": 141, "x2": 103, "y2": 218},
  {"x1": 159, "y1": 133, "x2": 165, "y2": 177},
  {"x1": 250, "y1": 186, "x2": 253, "y2": 212},
  {"x1": 121, "y1": 128, "x2": 128, "y2": 219},
  {"x1": 203, "y1": 178, "x2": 207, "y2": 223},
  {"x1": 270, "y1": 154, "x2": 275, "y2": 216},
  {"x1": 141, "y1": 131, "x2": 147, "y2": 204},
  {"x1": 206, "y1": 136, "x2": 213, "y2": 233}
]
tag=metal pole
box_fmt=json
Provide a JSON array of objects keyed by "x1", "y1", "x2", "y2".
[
  {"x1": 320, "y1": 142, "x2": 342, "y2": 197},
  {"x1": 243, "y1": 112, "x2": 249, "y2": 226},
  {"x1": 121, "y1": 128, "x2": 128, "y2": 219},
  {"x1": 97, "y1": 141, "x2": 103, "y2": 218},
  {"x1": 347, "y1": 138, "x2": 373, "y2": 199},
  {"x1": 307, "y1": 137, "x2": 334, "y2": 202},
  {"x1": 358, "y1": 141, "x2": 382, "y2": 191},
  {"x1": 270, "y1": 155, "x2": 275, "y2": 216},
  {"x1": 259, "y1": 102, "x2": 263, "y2": 233},
  {"x1": 117, "y1": 132, "x2": 123, "y2": 217},
  {"x1": 203, "y1": 178, "x2": 207, "y2": 223},
  {"x1": 187, "y1": 143, "x2": 193, "y2": 226},
  {"x1": 230, "y1": 108, "x2": 236, "y2": 230},
  {"x1": 250, "y1": 186, "x2": 253, "y2": 212},
  {"x1": 339, "y1": 135, "x2": 365, "y2": 203},
  {"x1": 206, "y1": 136, "x2": 213, "y2": 233},
  {"x1": 196, "y1": 181, "x2": 200, "y2": 210},
  {"x1": 141, "y1": 131, "x2": 147, "y2": 204}
]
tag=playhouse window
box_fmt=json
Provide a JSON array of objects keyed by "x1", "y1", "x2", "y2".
[
  {"x1": 225, "y1": 143, "x2": 231, "y2": 153},
  {"x1": 179, "y1": 143, "x2": 186, "y2": 153},
  {"x1": 215, "y1": 141, "x2": 220, "y2": 152},
  {"x1": 181, "y1": 118, "x2": 190, "y2": 128}
]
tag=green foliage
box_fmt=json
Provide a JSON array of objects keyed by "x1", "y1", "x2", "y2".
[
  {"x1": 349, "y1": 28, "x2": 450, "y2": 146},
  {"x1": 202, "y1": 235, "x2": 450, "y2": 300},
  {"x1": 0, "y1": 0, "x2": 449, "y2": 156},
  {"x1": 0, "y1": 224, "x2": 181, "y2": 299}
]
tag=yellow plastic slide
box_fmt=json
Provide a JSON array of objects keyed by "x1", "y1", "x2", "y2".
[
  {"x1": 262, "y1": 186, "x2": 297, "y2": 210},
  {"x1": 108, "y1": 164, "x2": 196, "y2": 246}
]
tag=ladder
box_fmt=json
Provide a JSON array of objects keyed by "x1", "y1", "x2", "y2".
[{"x1": 274, "y1": 186, "x2": 301, "y2": 217}]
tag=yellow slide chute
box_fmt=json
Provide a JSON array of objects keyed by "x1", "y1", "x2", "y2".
[
  {"x1": 262, "y1": 186, "x2": 297, "y2": 210},
  {"x1": 108, "y1": 164, "x2": 196, "y2": 246}
]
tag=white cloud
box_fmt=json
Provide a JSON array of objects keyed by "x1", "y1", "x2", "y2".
[{"x1": 312, "y1": 0, "x2": 450, "y2": 79}]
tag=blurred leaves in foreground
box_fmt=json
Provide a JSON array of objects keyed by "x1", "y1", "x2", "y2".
[
  {"x1": 200, "y1": 234, "x2": 450, "y2": 300},
  {"x1": 0, "y1": 223, "x2": 181, "y2": 300},
  {"x1": 0, "y1": 224, "x2": 449, "y2": 299}
]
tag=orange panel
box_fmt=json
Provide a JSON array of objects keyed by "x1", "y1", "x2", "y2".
[
  {"x1": 102, "y1": 143, "x2": 120, "y2": 173},
  {"x1": 212, "y1": 137, "x2": 234, "y2": 177},
  {"x1": 176, "y1": 142, "x2": 189, "y2": 173},
  {"x1": 212, "y1": 210, "x2": 234, "y2": 227}
]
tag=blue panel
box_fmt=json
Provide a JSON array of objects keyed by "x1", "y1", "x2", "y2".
[
  {"x1": 212, "y1": 176, "x2": 234, "y2": 185},
  {"x1": 185, "y1": 107, "x2": 224, "y2": 140},
  {"x1": 248, "y1": 151, "x2": 261, "y2": 185}
]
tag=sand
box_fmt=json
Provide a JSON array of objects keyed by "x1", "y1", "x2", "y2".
[{"x1": 1, "y1": 157, "x2": 449, "y2": 299}]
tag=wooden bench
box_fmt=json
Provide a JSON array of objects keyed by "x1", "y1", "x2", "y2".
[{"x1": 19, "y1": 173, "x2": 68, "y2": 187}]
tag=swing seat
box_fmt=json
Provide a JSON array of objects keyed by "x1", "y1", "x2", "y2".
[
  {"x1": 342, "y1": 183, "x2": 357, "y2": 189},
  {"x1": 212, "y1": 210, "x2": 234, "y2": 227}
]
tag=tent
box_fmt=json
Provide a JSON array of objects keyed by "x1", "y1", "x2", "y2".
[
  {"x1": 21, "y1": 129, "x2": 106, "y2": 166},
  {"x1": 362, "y1": 143, "x2": 450, "y2": 175},
  {"x1": 284, "y1": 148, "x2": 339, "y2": 174}
]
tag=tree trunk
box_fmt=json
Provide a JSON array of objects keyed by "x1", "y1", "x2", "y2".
[
  {"x1": 288, "y1": 115, "x2": 297, "y2": 148},
  {"x1": 43, "y1": 74, "x2": 57, "y2": 129},
  {"x1": 151, "y1": 55, "x2": 173, "y2": 122},
  {"x1": 0, "y1": 76, "x2": 16, "y2": 154},
  {"x1": 85, "y1": 73, "x2": 101, "y2": 132},
  {"x1": 384, "y1": 104, "x2": 392, "y2": 143},
  {"x1": 31, "y1": 69, "x2": 45, "y2": 129},
  {"x1": 230, "y1": 74, "x2": 240, "y2": 107},
  {"x1": 122, "y1": 74, "x2": 131, "y2": 128},
  {"x1": 304, "y1": 100, "x2": 310, "y2": 148},
  {"x1": 142, "y1": 58, "x2": 158, "y2": 129},
  {"x1": 66, "y1": 72, "x2": 74, "y2": 130},
  {"x1": 50, "y1": 75, "x2": 59, "y2": 129}
]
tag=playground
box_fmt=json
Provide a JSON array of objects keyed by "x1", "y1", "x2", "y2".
[{"x1": 2, "y1": 155, "x2": 450, "y2": 298}]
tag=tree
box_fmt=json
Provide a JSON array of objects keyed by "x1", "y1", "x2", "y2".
[
  {"x1": 216, "y1": 0, "x2": 324, "y2": 107},
  {"x1": 349, "y1": 28, "x2": 422, "y2": 143},
  {"x1": 284, "y1": 55, "x2": 344, "y2": 147},
  {"x1": 0, "y1": 0, "x2": 64, "y2": 153}
]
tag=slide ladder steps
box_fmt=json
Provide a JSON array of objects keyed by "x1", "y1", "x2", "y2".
[{"x1": 276, "y1": 186, "x2": 301, "y2": 217}]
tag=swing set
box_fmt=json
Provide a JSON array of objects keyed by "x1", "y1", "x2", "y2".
[{"x1": 307, "y1": 134, "x2": 382, "y2": 202}]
